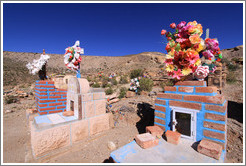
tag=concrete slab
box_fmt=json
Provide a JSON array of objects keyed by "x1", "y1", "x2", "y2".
[
  {"x1": 47, "y1": 114, "x2": 66, "y2": 124},
  {"x1": 110, "y1": 138, "x2": 224, "y2": 163}
]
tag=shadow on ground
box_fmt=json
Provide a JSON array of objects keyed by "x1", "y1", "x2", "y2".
[
  {"x1": 227, "y1": 101, "x2": 243, "y2": 123},
  {"x1": 103, "y1": 157, "x2": 115, "y2": 163},
  {"x1": 136, "y1": 102, "x2": 155, "y2": 134}
]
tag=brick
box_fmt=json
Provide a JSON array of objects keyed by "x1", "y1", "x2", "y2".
[
  {"x1": 35, "y1": 89, "x2": 47, "y2": 91},
  {"x1": 155, "y1": 105, "x2": 166, "y2": 113},
  {"x1": 157, "y1": 93, "x2": 182, "y2": 100},
  {"x1": 203, "y1": 138, "x2": 226, "y2": 150},
  {"x1": 37, "y1": 103, "x2": 47, "y2": 107},
  {"x1": 164, "y1": 86, "x2": 176, "y2": 92},
  {"x1": 49, "y1": 103, "x2": 63, "y2": 106},
  {"x1": 155, "y1": 112, "x2": 165, "y2": 119},
  {"x1": 154, "y1": 124, "x2": 166, "y2": 131},
  {"x1": 205, "y1": 101, "x2": 227, "y2": 113},
  {"x1": 165, "y1": 130, "x2": 181, "y2": 145},
  {"x1": 49, "y1": 96, "x2": 62, "y2": 99},
  {"x1": 37, "y1": 80, "x2": 54, "y2": 84},
  {"x1": 36, "y1": 85, "x2": 55, "y2": 88},
  {"x1": 38, "y1": 111, "x2": 47, "y2": 115},
  {"x1": 178, "y1": 87, "x2": 194, "y2": 93},
  {"x1": 47, "y1": 89, "x2": 55, "y2": 91},
  {"x1": 169, "y1": 100, "x2": 201, "y2": 110},
  {"x1": 38, "y1": 96, "x2": 48, "y2": 99},
  {"x1": 57, "y1": 106, "x2": 66, "y2": 109},
  {"x1": 197, "y1": 139, "x2": 222, "y2": 160},
  {"x1": 203, "y1": 121, "x2": 225, "y2": 131},
  {"x1": 35, "y1": 92, "x2": 47, "y2": 95},
  {"x1": 49, "y1": 110, "x2": 63, "y2": 114},
  {"x1": 155, "y1": 99, "x2": 166, "y2": 105},
  {"x1": 58, "y1": 99, "x2": 67, "y2": 101},
  {"x1": 175, "y1": 81, "x2": 205, "y2": 86},
  {"x1": 183, "y1": 95, "x2": 225, "y2": 104},
  {"x1": 146, "y1": 126, "x2": 164, "y2": 138},
  {"x1": 63, "y1": 111, "x2": 74, "y2": 116},
  {"x1": 135, "y1": 133, "x2": 159, "y2": 149},
  {"x1": 39, "y1": 107, "x2": 56, "y2": 111},
  {"x1": 205, "y1": 113, "x2": 226, "y2": 121},
  {"x1": 203, "y1": 130, "x2": 225, "y2": 141},
  {"x1": 196, "y1": 87, "x2": 218, "y2": 93},
  {"x1": 39, "y1": 100, "x2": 56, "y2": 103},
  {"x1": 155, "y1": 118, "x2": 165, "y2": 125},
  {"x1": 50, "y1": 92, "x2": 67, "y2": 95}
]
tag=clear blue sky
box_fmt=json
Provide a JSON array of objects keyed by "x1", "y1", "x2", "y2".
[{"x1": 3, "y1": 3, "x2": 243, "y2": 56}]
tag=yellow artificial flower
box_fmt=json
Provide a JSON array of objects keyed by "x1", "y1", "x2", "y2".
[
  {"x1": 196, "y1": 43, "x2": 204, "y2": 52},
  {"x1": 194, "y1": 59, "x2": 201, "y2": 66},
  {"x1": 188, "y1": 21, "x2": 197, "y2": 26},
  {"x1": 189, "y1": 34, "x2": 201, "y2": 44},
  {"x1": 182, "y1": 68, "x2": 192, "y2": 76},
  {"x1": 166, "y1": 64, "x2": 174, "y2": 72}
]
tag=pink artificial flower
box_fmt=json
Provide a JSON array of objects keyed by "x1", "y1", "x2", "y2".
[
  {"x1": 173, "y1": 69, "x2": 183, "y2": 80},
  {"x1": 194, "y1": 66, "x2": 209, "y2": 81},
  {"x1": 202, "y1": 50, "x2": 214, "y2": 59},
  {"x1": 170, "y1": 23, "x2": 176, "y2": 29},
  {"x1": 165, "y1": 58, "x2": 173, "y2": 64},
  {"x1": 161, "y1": 29, "x2": 166, "y2": 35},
  {"x1": 177, "y1": 21, "x2": 186, "y2": 29}
]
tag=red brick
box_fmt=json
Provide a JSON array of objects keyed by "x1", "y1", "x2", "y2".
[
  {"x1": 48, "y1": 89, "x2": 55, "y2": 91},
  {"x1": 157, "y1": 93, "x2": 182, "y2": 100},
  {"x1": 50, "y1": 92, "x2": 67, "y2": 95},
  {"x1": 37, "y1": 103, "x2": 47, "y2": 107},
  {"x1": 155, "y1": 118, "x2": 165, "y2": 125},
  {"x1": 49, "y1": 103, "x2": 63, "y2": 106},
  {"x1": 56, "y1": 89, "x2": 67, "y2": 91},
  {"x1": 35, "y1": 92, "x2": 47, "y2": 95},
  {"x1": 178, "y1": 87, "x2": 194, "y2": 93},
  {"x1": 49, "y1": 110, "x2": 63, "y2": 114},
  {"x1": 146, "y1": 126, "x2": 164, "y2": 138},
  {"x1": 175, "y1": 81, "x2": 205, "y2": 86},
  {"x1": 197, "y1": 139, "x2": 222, "y2": 160},
  {"x1": 183, "y1": 95, "x2": 225, "y2": 104},
  {"x1": 35, "y1": 88, "x2": 47, "y2": 91},
  {"x1": 154, "y1": 124, "x2": 165, "y2": 131},
  {"x1": 165, "y1": 130, "x2": 181, "y2": 145},
  {"x1": 58, "y1": 99, "x2": 67, "y2": 101},
  {"x1": 49, "y1": 96, "x2": 62, "y2": 99},
  {"x1": 57, "y1": 106, "x2": 66, "y2": 109},
  {"x1": 38, "y1": 96, "x2": 48, "y2": 99},
  {"x1": 205, "y1": 101, "x2": 227, "y2": 113},
  {"x1": 203, "y1": 130, "x2": 225, "y2": 141},
  {"x1": 135, "y1": 133, "x2": 159, "y2": 149},
  {"x1": 155, "y1": 99, "x2": 166, "y2": 105},
  {"x1": 169, "y1": 100, "x2": 201, "y2": 110},
  {"x1": 155, "y1": 106, "x2": 166, "y2": 112},
  {"x1": 196, "y1": 87, "x2": 218, "y2": 93},
  {"x1": 39, "y1": 100, "x2": 56, "y2": 103},
  {"x1": 203, "y1": 121, "x2": 225, "y2": 131},
  {"x1": 164, "y1": 86, "x2": 176, "y2": 92},
  {"x1": 38, "y1": 111, "x2": 47, "y2": 115},
  {"x1": 39, "y1": 107, "x2": 56, "y2": 111},
  {"x1": 203, "y1": 138, "x2": 226, "y2": 150},
  {"x1": 36, "y1": 85, "x2": 55, "y2": 88},
  {"x1": 205, "y1": 113, "x2": 226, "y2": 121},
  {"x1": 38, "y1": 80, "x2": 54, "y2": 84},
  {"x1": 155, "y1": 112, "x2": 166, "y2": 119}
]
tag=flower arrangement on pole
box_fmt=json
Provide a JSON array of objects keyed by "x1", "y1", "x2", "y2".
[{"x1": 161, "y1": 21, "x2": 222, "y2": 81}]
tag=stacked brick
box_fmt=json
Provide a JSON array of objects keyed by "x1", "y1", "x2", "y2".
[
  {"x1": 35, "y1": 80, "x2": 67, "y2": 115},
  {"x1": 154, "y1": 81, "x2": 227, "y2": 151}
]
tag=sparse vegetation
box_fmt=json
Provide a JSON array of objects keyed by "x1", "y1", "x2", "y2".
[
  {"x1": 118, "y1": 87, "x2": 127, "y2": 99},
  {"x1": 160, "y1": 79, "x2": 174, "y2": 91},
  {"x1": 92, "y1": 82, "x2": 100, "y2": 88},
  {"x1": 226, "y1": 71, "x2": 237, "y2": 84},
  {"x1": 105, "y1": 87, "x2": 113, "y2": 95},
  {"x1": 119, "y1": 75, "x2": 128, "y2": 84},
  {"x1": 139, "y1": 77, "x2": 154, "y2": 92},
  {"x1": 4, "y1": 95, "x2": 18, "y2": 104},
  {"x1": 110, "y1": 78, "x2": 118, "y2": 85},
  {"x1": 130, "y1": 69, "x2": 143, "y2": 79},
  {"x1": 227, "y1": 63, "x2": 239, "y2": 71}
]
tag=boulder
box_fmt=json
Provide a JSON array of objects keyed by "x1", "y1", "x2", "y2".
[{"x1": 126, "y1": 91, "x2": 135, "y2": 98}]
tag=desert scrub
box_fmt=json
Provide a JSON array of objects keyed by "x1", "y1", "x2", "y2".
[
  {"x1": 102, "y1": 78, "x2": 109, "y2": 88},
  {"x1": 4, "y1": 95, "x2": 18, "y2": 104},
  {"x1": 160, "y1": 79, "x2": 174, "y2": 91},
  {"x1": 130, "y1": 69, "x2": 143, "y2": 79},
  {"x1": 227, "y1": 63, "x2": 239, "y2": 71},
  {"x1": 92, "y1": 82, "x2": 100, "y2": 88},
  {"x1": 119, "y1": 75, "x2": 128, "y2": 84},
  {"x1": 139, "y1": 77, "x2": 154, "y2": 92},
  {"x1": 105, "y1": 87, "x2": 114, "y2": 95},
  {"x1": 110, "y1": 78, "x2": 118, "y2": 85},
  {"x1": 226, "y1": 71, "x2": 237, "y2": 84},
  {"x1": 118, "y1": 87, "x2": 127, "y2": 99}
]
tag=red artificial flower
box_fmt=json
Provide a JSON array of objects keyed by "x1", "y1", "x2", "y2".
[
  {"x1": 161, "y1": 29, "x2": 166, "y2": 35},
  {"x1": 170, "y1": 23, "x2": 176, "y2": 29}
]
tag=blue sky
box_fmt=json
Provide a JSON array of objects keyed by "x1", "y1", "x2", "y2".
[{"x1": 3, "y1": 3, "x2": 243, "y2": 56}]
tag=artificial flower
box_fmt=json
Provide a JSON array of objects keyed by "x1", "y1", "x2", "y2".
[
  {"x1": 166, "y1": 64, "x2": 175, "y2": 72},
  {"x1": 182, "y1": 68, "x2": 192, "y2": 76},
  {"x1": 173, "y1": 69, "x2": 183, "y2": 80},
  {"x1": 189, "y1": 34, "x2": 201, "y2": 44},
  {"x1": 170, "y1": 23, "x2": 176, "y2": 29},
  {"x1": 161, "y1": 29, "x2": 166, "y2": 35}
]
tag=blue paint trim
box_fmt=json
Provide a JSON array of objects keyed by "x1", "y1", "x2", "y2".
[
  {"x1": 204, "y1": 119, "x2": 225, "y2": 125},
  {"x1": 204, "y1": 136, "x2": 225, "y2": 143},
  {"x1": 165, "y1": 100, "x2": 171, "y2": 131},
  {"x1": 36, "y1": 83, "x2": 54, "y2": 86},
  {"x1": 196, "y1": 103, "x2": 205, "y2": 141},
  {"x1": 174, "y1": 85, "x2": 206, "y2": 87},
  {"x1": 155, "y1": 116, "x2": 166, "y2": 121},
  {"x1": 204, "y1": 110, "x2": 226, "y2": 116},
  {"x1": 155, "y1": 110, "x2": 166, "y2": 114},
  {"x1": 156, "y1": 98, "x2": 225, "y2": 106},
  {"x1": 154, "y1": 122, "x2": 165, "y2": 127},
  {"x1": 203, "y1": 127, "x2": 225, "y2": 134},
  {"x1": 165, "y1": 91, "x2": 217, "y2": 96},
  {"x1": 155, "y1": 103, "x2": 167, "y2": 107}
]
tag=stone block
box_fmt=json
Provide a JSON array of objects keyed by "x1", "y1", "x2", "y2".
[
  {"x1": 31, "y1": 124, "x2": 70, "y2": 157},
  {"x1": 71, "y1": 119, "x2": 89, "y2": 143},
  {"x1": 84, "y1": 101, "x2": 95, "y2": 118},
  {"x1": 146, "y1": 126, "x2": 164, "y2": 138},
  {"x1": 135, "y1": 133, "x2": 159, "y2": 149},
  {"x1": 94, "y1": 99, "x2": 106, "y2": 116},
  {"x1": 165, "y1": 130, "x2": 181, "y2": 145},
  {"x1": 93, "y1": 92, "x2": 104, "y2": 100},
  {"x1": 197, "y1": 139, "x2": 222, "y2": 160},
  {"x1": 78, "y1": 78, "x2": 90, "y2": 94},
  {"x1": 82, "y1": 93, "x2": 93, "y2": 102},
  {"x1": 89, "y1": 113, "x2": 109, "y2": 135}
]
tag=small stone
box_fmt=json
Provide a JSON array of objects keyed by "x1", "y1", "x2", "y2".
[
  {"x1": 126, "y1": 91, "x2": 136, "y2": 98},
  {"x1": 62, "y1": 111, "x2": 74, "y2": 116},
  {"x1": 140, "y1": 91, "x2": 148, "y2": 96},
  {"x1": 107, "y1": 141, "x2": 116, "y2": 151},
  {"x1": 5, "y1": 110, "x2": 14, "y2": 113}
]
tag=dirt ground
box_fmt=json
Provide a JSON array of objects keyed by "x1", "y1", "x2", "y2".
[{"x1": 3, "y1": 93, "x2": 243, "y2": 163}]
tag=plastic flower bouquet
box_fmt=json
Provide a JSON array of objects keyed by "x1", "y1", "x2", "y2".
[{"x1": 161, "y1": 21, "x2": 222, "y2": 81}]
